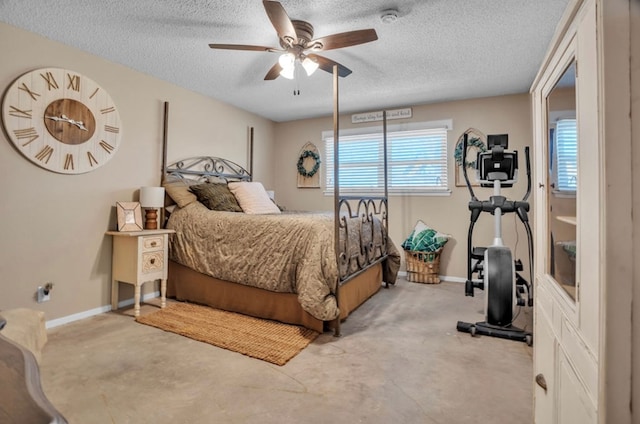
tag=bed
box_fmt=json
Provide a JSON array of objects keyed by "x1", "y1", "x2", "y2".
[
  {"x1": 160, "y1": 73, "x2": 398, "y2": 335},
  {"x1": 162, "y1": 155, "x2": 400, "y2": 335}
]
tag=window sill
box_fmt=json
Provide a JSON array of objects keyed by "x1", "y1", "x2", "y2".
[{"x1": 323, "y1": 190, "x2": 452, "y2": 197}]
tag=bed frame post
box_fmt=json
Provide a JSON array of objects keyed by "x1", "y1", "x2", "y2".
[
  {"x1": 249, "y1": 126, "x2": 254, "y2": 181},
  {"x1": 332, "y1": 65, "x2": 342, "y2": 338},
  {"x1": 162, "y1": 101, "x2": 169, "y2": 179},
  {"x1": 160, "y1": 101, "x2": 170, "y2": 227},
  {"x1": 383, "y1": 111, "x2": 388, "y2": 201}
]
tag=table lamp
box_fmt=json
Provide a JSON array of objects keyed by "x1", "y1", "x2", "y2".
[{"x1": 139, "y1": 187, "x2": 165, "y2": 230}]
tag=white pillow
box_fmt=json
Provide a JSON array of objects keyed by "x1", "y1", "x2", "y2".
[{"x1": 228, "y1": 182, "x2": 281, "y2": 214}]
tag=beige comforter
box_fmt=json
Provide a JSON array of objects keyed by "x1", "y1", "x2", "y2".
[{"x1": 167, "y1": 202, "x2": 400, "y2": 321}]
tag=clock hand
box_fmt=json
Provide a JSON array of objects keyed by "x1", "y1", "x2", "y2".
[
  {"x1": 60, "y1": 114, "x2": 88, "y2": 131},
  {"x1": 70, "y1": 120, "x2": 88, "y2": 131},
  {"x1": 44, "y1": 115, "x2": 88, "y2": 131},
  {"x1": 46, "y1": 114, "x2": 73, "y2": 124}
]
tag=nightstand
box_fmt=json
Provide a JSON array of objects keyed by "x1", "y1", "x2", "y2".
[{"x1": 106, "y1": 229, "x2": 175, "y2": 317}]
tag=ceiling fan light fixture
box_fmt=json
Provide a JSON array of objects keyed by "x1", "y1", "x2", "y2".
[
  {"x1": 279, "y1": 65, "x2": 295, "y2": 80},
  {"x1": 302, "y1": 57, "x2": 319, "y2": 76},
  {"x1": 278, "y1": 53, "x2": 295, "y2": 69}
]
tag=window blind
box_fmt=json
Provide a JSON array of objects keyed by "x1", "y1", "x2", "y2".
[
  {"x1": 324, "y1": 125, "x2": 449, "y2": 194},
  {"x1": 555, "y1": 118, "x2": 577, "y2": 191}
]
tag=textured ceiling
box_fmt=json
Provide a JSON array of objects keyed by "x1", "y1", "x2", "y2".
[{"x1": 0, "y1": 0, "x2": 569, "y2": 122}]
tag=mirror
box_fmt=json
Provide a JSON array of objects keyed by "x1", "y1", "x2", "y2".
[{"x1": 546, "y1": 60, "x2": 577, "y2": 301}]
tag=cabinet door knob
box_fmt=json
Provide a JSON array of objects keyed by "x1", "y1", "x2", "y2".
[
  {"x1": 150, "y1": 258, "x2": 156, "y2": 265},
  {"x1": 535, "y1": 373, "x2": 548, "y2": 392},
  {"x1": 538, "y1": 183, "x2": 545, "y2": 188},
  {"x1": 151, "y1": 241, "x2": 157, "y2": 247}
]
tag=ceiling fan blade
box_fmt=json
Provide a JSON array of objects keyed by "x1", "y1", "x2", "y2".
[
  {"x1": 308, "y1": 29, "x2": 378, "y2": 51},
  {"x1": 264, "y1": 62, "x2": 283, "y2": 80},
  {"x1": 307, "y1": 54, "x2": 352, "y2": 78},
  {"x1": 263, "y1": 0, "x2": 297, "y2": 45},
  {"x1": 209, "y1": 43, "x2": 278, "y2": 52}
]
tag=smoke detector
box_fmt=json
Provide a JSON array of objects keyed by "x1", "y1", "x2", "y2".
[{"x1": 380, "y1": 9, "x2": 399, "y2": 24}]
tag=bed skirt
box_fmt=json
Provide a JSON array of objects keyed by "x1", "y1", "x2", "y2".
[{"x1": 167, "y1": 260, "x2": 383, "y2": 333}]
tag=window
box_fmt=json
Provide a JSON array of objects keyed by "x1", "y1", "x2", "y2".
[
  {"x1": 554, "y1": 118, "x2": 577, "y2": 192},
  {"x1": 324, "y1": 120, "x2": 451, "y2": 195}
]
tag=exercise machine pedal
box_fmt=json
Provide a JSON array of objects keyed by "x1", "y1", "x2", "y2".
[{"x1": 456, "y1": 321, "x2": 533, "y2": 346}]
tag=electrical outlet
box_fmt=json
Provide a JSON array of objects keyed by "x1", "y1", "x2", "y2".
[{"x1": 36, "y1": 285, "x2": 51, "y2": 303}]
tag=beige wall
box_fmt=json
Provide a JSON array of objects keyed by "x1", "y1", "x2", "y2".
[
  {"x1": 272, "y1": 94, "x2": 534, "y2": 280},
  {"x1": 0, "y1": 23, "x2": 275, "y2": 322}
]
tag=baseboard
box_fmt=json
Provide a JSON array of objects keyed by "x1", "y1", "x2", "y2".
[
  {"x1": 45, "y1": 291, "x2": 160, "y2": 329},
  {"x1": 398, "y1": 270, "x2": 465, "y2": 283},
  {"x1": 439, "y1": 275, "x2": 466, "y2": 283}
]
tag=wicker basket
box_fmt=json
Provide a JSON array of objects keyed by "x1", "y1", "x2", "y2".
[{"x1": 404, "y1": 248, "x2": 442, "y2": 284}]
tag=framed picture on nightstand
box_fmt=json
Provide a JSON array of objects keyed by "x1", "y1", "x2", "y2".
[{"x1": 116, "y1": 202, "x2": 143, "y2": 231}]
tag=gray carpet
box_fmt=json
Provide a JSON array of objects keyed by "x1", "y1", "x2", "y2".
[{"x1": 39, "y1": 277, "x2": 533, "y2": 424}]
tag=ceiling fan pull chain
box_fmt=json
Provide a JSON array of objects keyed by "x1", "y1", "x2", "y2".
[{"x1": 294, "y1": 75, "x2": 300, "y2": 96}]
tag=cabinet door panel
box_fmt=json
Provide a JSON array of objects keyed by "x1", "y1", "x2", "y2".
[
  {"x1": 557, "y1": 350, "x2": 596, "y2": 424},
  {"x1": 534, "y1": 311, "x2": 556, "y2": 424},
  {"x1": 560, "y1": 318, "x2": 598, "y2": 404}
]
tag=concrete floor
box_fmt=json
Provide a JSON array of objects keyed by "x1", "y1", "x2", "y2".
[{"x1": 39, "y1": 278, "x2": 533, "y2": 424}]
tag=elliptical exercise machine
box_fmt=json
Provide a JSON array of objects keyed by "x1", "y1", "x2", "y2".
[{"x1": 456, "y1": 134, "x2": 534, "y2": 345}]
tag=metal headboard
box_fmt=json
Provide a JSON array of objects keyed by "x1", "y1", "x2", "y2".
[{"x1": 164, "y1": 156, "x2": 252, "y2": 182}]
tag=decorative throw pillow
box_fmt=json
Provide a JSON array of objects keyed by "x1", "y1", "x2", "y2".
[
  {"x1": 189, "y1": 182, "x2": 243, "y2": 212},
  {"x1": 402, "y1": 220, "x2": 450, "y2": 252},
  {"x1": 228, "y1": 182, "x2": 281, "y2": 214},
  {"x1": 162, "y1": 176, "x2": 199, "y2": 208}
]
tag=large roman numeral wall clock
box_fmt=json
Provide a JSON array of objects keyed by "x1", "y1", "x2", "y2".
[{"x1": 1, "y1": 68, "x2": 122, "y2": 174}]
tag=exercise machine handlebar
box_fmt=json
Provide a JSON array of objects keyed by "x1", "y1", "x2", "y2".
[{"x1": 461, "y1": 133, "x2": 478, "y2": 201}]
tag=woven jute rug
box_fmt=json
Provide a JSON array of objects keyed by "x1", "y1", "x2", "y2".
[{"x1": 136, "y1": 302, "x2": 319, "y2": 366}]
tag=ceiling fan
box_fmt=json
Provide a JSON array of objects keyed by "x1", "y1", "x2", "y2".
[{"x1": 209, "y1": 0, "x2": 378, "y2": 80}]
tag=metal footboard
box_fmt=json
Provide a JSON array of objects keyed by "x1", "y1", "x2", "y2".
[{"x1": 331, "y1": 67, "x2": 391, "y2": 336}]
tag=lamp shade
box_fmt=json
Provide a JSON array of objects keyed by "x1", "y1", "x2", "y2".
[{"x1": 139, "y1": 187, "x2": 165, "y2": 208}]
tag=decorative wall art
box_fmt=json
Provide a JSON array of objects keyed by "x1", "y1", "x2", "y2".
[
  {"x1": 454, "y1": 128, "x2": 488, "y2": 187},
  {"x1": 1, "y1": 67, "x2": 122, "y2": 174},
  {"x1": 116, "y1": 202, "x2": 143, "y2": 231},
  {"x1": 296, "y1": 142, "x2": 321, "y2": 188}
]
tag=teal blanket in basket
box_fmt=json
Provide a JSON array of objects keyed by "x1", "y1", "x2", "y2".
[{"x1": 402, "y1": 220, "x2": 450, "y2": 252}]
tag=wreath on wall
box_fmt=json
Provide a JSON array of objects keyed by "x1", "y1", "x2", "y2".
[
  {"x1": 454, "y1": 136, "x2": 487, "y2": 169},
  {"x1": 297, "y1": 150, "x2": 321, "y2": 178}
]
